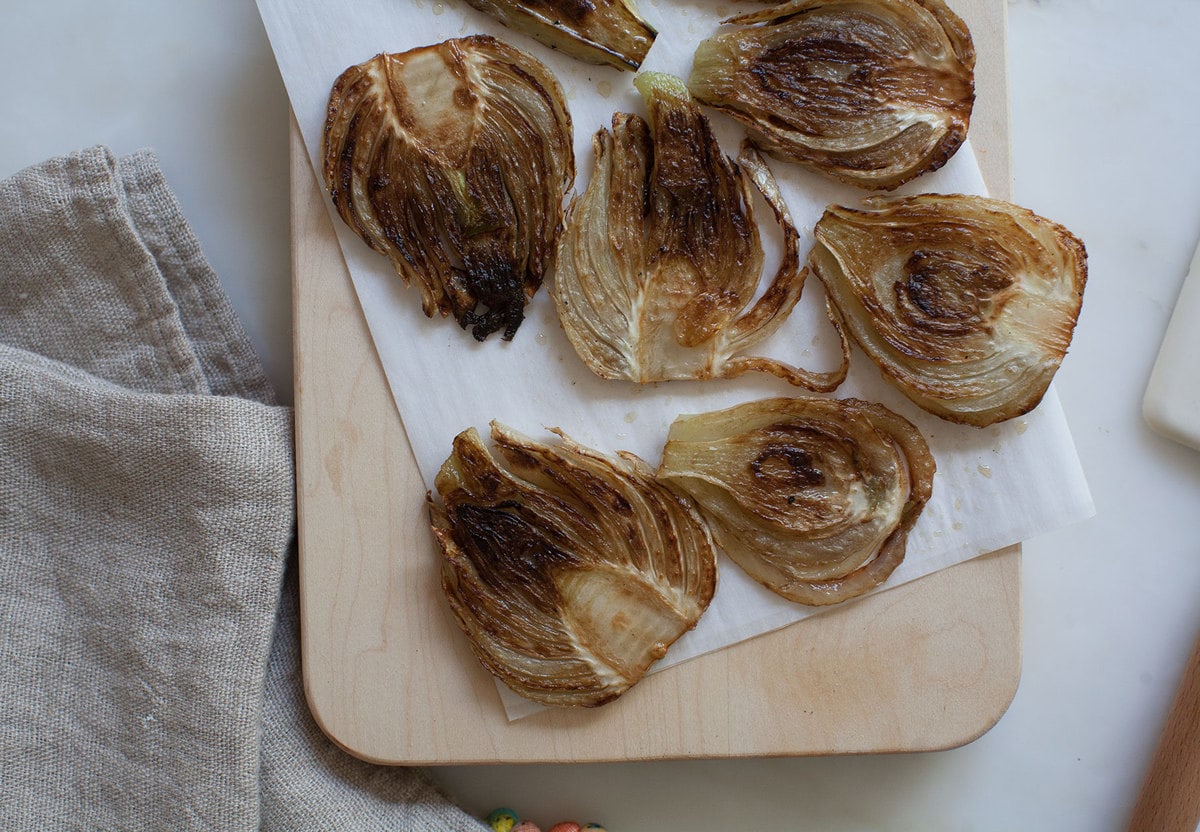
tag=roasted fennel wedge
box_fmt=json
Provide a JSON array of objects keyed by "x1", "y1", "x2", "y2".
[
  {"x1": 462, "y1": 0, "x2": 656, "y2": 70},
  {"x1": 810, "y1": 194, "x2": 1088, "y2": 426},
  {"x1": 658, "y1": 397, "x2": 935, "y2": 606},
  {"x1": 689, "y1": 0, "x2": 975, "y2": 190},
  {"x1": 429, "y1": 423, "x2": 717, "y2": 707},
  {"x1": 322, "y1": 37, "x2": 574, "y2": 341},
  {"x1": 552, "y1": 71, "x2": 848, "y2": 390}
]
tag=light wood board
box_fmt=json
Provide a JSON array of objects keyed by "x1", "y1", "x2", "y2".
[{"x1": 292, "y1": 0, "x2": 1020, "y2": 765}]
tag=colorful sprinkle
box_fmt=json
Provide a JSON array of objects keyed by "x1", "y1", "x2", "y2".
[{"x1": 486, "y1": 808, "x2": 520, "y2": 832}]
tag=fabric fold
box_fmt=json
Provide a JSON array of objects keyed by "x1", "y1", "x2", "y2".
[
  {"x1": 0, "y1": 147, "x2": 483, "y2": 831},
  {"x1": 0, "y1": 343, "x2": 294, "y2": 829},
  {"x1": 0, "y1": 146, "x2": 209, "y2": 396}
]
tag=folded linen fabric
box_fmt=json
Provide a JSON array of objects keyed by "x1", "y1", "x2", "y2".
[{"x1": 0, "y1": 147, "x2": 484, "y2": 831}]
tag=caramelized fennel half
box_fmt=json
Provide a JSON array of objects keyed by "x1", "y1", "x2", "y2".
[
  {"x1": 553, "y1": 71, "x2": 848, "y2": 389},
  {"x1": 462, "y1": 0, "x2": 656, "y2": 70},
  {"x1": 689, "y1": 0, "x2": 975, "y2": 190},
  {"x1": 323, "y1": 37, "x2": 574, "y2": 341},
  {"x1": 658, "y1": 397, "x2": 935, "y2": 605},
  {"x1": 430, "y1": 423, "x2": 717, "y2": 707},
  {"x1": 810, "y1": 194, "x2": 1088, "y2": 426}
]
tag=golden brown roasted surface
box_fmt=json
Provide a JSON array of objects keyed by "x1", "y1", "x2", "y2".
[
  {"x1": 552, "y1": 72, "x2": 848, "y2": 389},
  {"x1": 810, "y1": 194, "x2": 1088, "y2": 426},
  {"x1": 689, "y1": 0, "x2": 975, "y2": 190},
  {"x1": 429, "y1": 423, "x2": 718, "y2": 707},
  {"x1": 322, "y1": 36, "x2": 574, "y2": 341},
  {"x1": 658, "y1": 397, "x2": 935, "y2": 605},
  {"x1": 461, "y1": 0, "x2": 656, "y2": 70}
]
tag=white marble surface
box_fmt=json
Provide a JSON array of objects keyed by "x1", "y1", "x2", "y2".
[{"x1": 3, "y1": 1, "x2": 1199, "y2": 829}]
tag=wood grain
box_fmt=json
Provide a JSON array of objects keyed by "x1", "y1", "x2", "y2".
[
  {"x1": 292, "y1": 0, "x2": 1021, "y2": 764},
  {"x1": 1126, "y1": 627, "x2": 1200, "y2": 832}
]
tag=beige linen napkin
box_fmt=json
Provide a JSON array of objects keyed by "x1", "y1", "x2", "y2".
[{"x1": 0, "y1": 147, "x2": 484, "y2": 831}]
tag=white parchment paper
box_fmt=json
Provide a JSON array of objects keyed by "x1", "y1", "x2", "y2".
[{"x1": 257, "y1": 0, "x2": 1095, "y2": 720}]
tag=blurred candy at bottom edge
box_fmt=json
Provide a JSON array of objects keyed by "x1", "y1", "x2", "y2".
[
  {"x1": 485, "y1": 808, "x2": 519, "y2": 832},
  {"x1": 485, "y1": 808, "x2": 606, "y2": 832}
]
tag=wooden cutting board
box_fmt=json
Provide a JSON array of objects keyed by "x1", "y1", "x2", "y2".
[{"x1": 292, "y1": 0, "x2": 1019, "y2": 765}]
